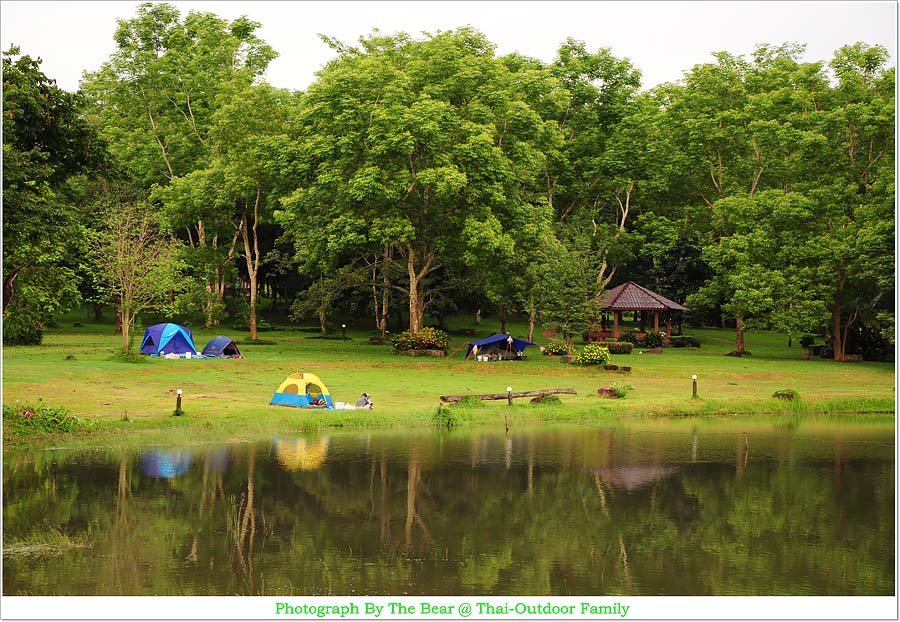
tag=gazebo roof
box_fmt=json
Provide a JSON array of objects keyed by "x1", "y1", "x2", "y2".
[{"x1": 599, "y1": 281, "x2": 686, "y2": 311}]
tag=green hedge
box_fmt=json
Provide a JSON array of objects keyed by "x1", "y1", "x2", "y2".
[
  {"x1": 668, "y1": 336, "x2": 701, "y2": 348},
  {"x1": 607, "y1": 342, "x2": 633, "y2": 354}
]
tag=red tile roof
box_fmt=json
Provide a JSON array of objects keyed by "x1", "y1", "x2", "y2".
[{"x1": 599, "y1": 281, "x2": 686, "y2": 311}]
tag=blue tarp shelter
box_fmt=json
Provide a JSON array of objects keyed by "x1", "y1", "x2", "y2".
[
  {"x1": 202, "y1": 336, "x2": 242, "y2": 358},
  {"x1": 139, "y1": 323, "x2": 198, "y2": 356},
  {"x1": 466, "y1": 333, "x2": 537, "y2": 360}
]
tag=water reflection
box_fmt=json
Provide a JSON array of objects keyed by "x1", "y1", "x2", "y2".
[
  {"x1": 3, "y1": 422, "x2": 895, "y2": 596},
  {"x1": 140, "y1": 449, "x2": 193, "y2": 478},
  {"x1": 274, "y1": 437, "x2": 329, "y2": 471},
  {"x1": 591, "y1": 465, "x2": 679, "y2": 491}
]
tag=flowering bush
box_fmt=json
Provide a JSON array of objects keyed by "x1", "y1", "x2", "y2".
[
  {"x1": 542, "y1": 342, "x2": 568, "y2": 356},
  {"x1": 576, "y1": 343, "x2": 611, "y2": 366},
  {"x1": 391, "y1": 327, "x2": 449, "y2": 352}
]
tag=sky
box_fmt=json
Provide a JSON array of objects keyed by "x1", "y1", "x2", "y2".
[{"x1": 1, "y1": 1, "x2": 897, "y2": 93}]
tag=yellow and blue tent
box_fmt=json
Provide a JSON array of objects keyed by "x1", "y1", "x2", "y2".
[{"x1": 270, "y1": 372, "x2": 334, "y2": 408}]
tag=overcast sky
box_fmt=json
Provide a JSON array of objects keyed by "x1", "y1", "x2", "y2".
[{"x1": 2, "y1": 1, "x2": 896, "y2": 93}]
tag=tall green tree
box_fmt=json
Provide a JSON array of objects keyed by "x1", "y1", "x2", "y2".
[
  {"x1": 808, "y1": 43, "x2": 894, "y2": 360},
  {"x1": 91, "y1": 193, "x2": 182, "y2": 354},
  {"x1": 81, "y1": 2, "x2": 276, "y2": 186},
  {"x1": 81, "y1": 3, "x2": 277, "y2": 327},
  {"x1": 156, "y1": 83, "x2": 293, "y2": 339},
  {"x1": 546, "y1": 40, "x2": 645, "y2": 295},
  {"x1": 2, "y1": 47, "x2": 108, "y2": 344},
  {"x1": 675, "y1": 43, "x2": 893, "y2": 359},
  {"x1": 280, "y1": 28, "x2": 561, "y2": 333}
]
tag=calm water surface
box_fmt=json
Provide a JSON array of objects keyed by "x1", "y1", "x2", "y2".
[{"x1": 3, "y1": 421, "x2": 894, "y2": 596}]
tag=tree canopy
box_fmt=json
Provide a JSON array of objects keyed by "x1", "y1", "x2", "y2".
[{"x1": 5, "y1": 2, "x2": 894, "y2": 362}]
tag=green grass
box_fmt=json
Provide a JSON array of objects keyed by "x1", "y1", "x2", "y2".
[
  {"x1": 3, "y1": 527, "x2": 91, "y2": 559},
  {"x1": 2, "y1": 310, "x2": 894, "y2": 446}
]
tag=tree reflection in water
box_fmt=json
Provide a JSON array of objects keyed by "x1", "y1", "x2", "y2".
[{"x1": 2, "y1": 424, "x2": 894, "y2": 596}]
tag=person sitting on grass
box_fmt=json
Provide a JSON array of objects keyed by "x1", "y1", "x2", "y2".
[{"x1": 356, "y1": 393, "x2": 373, "y2": 409}]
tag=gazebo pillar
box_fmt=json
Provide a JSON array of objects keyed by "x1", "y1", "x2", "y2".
[
  {"x1": 613, "y1": 311, "x2": 620, "y2": 339},
  {"x1": 666, "y1": 314, "x2": 672, "y2": 344},
  {"x1": 654, "y1": 312, "x2": 660, "y2": 333}
]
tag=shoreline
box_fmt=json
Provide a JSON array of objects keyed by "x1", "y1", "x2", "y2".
[{"x1": 5, "y1": 398, "x2": 895, "y2": 449}]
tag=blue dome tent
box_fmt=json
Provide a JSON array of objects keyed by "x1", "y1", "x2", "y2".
[
  {"x1": 139, "y1": 323, "x2": 198, "y2": 356},
  {"x1": 201, "y1": 336, "x2": 242, "y2": 358},
  {"x1": 465, "y1": 333, "x2": 537, "y2": 360}
]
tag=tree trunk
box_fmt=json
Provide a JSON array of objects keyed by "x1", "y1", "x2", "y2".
[
  {"x1": 247, "y1": 271, "x2": 258, "y2": 340},
  {"x1": 405, "y1": 248, "x2": 429, "y2": 334},
  {"x1": 2, "y1": 268, "x2": 19, "y2": 314},
  {"x1": 318, "y1": 300, "x2": 327, "y2": 335},
  {"x1": 407, "y1": 249, "x2": 421, "y2": 334},
  {"x1": 380, "y1": 246, "x2": 391, "y2": 339},
  {"x1": 832, "y1": 304, "x2": 845, "y2": 362},
  {"x1": 565, "y1": 332, "x2": 574, "y2": 356},
  {"x1": 121, "y1": 305, "x2": 131, "y2": 354},
  {"x1": 499, "y1": 305, "x2": 507, "y2": 335},
  {"x1": 527, "y1": 290, "x2": 535, "y2": 343},
  {"x1": 735, "y1": 315, "x2": 745, "y2": 354},
  {"x1": 240, "y1": 184, "x2": 263, "y2": 341}
]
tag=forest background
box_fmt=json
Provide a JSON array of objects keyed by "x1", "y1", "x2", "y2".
[{"x1": 3, "y1": 2, "x2": 895, "y2": 363}]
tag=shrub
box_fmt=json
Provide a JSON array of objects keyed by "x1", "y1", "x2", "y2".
[
  {"x1": 772, "y1": 389, "x2": 799, "y2": 401},
  {"x1": 530, "y1": 394, "x2": 561, "y2": 405},
  {"x1": 619, "y1": 332, "x2": 638, "y2": 345},
  {"x1": 3, "y1": 401, "x2": 95, "y2": 437},
  {"x1": 3, "y1": 307, "x2": 45, "y2": 346},
  {"x1": 799, "y1": 334, "x2": 816, "y2": 350},
  {"x1": 668, "y1": 336, "x2": 701, "y2": 348},
  {"x1": 542, "y1": 342, "x2": 568, "y2": 356},
  {"x1": 607, "y1": 342, "x2": 633, "y2": 354},
  {"x1": 390, "y1": 330, "x2": 414, "y2": 351},
  {"x1": 433, "y1": 405, "x2": 461, "y2": 429},
  {"x1": 391, "y1": 327, "x2": 449, "y2": 352},
  {"x1": 576, "y1": 343, "x2": 611, "y2": 366},
  {"x1": 611, "y1": 382, "x2": 634, "y2": 399},
  {"x1": 644, "y1": 331, "x2": 665, "y2": 348}
]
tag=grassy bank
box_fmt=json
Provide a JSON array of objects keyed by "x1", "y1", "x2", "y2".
[{"x1": 2, "y1": 314, "x2": 894, "y2": 446}]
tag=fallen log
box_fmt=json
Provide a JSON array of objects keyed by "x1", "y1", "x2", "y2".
[{"x1": 440, "y1": 388, "x2": 576, "y2": 404}]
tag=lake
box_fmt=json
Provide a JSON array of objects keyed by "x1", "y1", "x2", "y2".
[{"x1": 3, "y1": 419, "x2": 894, "y2": 596}]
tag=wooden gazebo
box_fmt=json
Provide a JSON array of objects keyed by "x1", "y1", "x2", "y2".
[{"x1": 596, "y1": 281, "x2": 686, "y2": 341}]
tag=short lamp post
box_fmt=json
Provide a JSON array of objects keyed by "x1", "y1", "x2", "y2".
[
  {"x1": 507, "y1": 386, "x2": 513, "y2": 406},
  {"x1": 691, "y1": 375, "x2": 699, "y2": 399},
  {"x1": 174, "y1": 389, "x2": 184, "y2": 416},
  {"x1": 342, "y1": 323, "x2": 347, "y2": 340}
]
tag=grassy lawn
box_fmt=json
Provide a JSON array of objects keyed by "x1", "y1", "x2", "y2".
[{"x1": 2, "y1": 311, "x2": 894, "y2": 445}]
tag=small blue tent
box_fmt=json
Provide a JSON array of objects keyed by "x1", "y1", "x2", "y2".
[
  {"x1": 202, "y1": 336, "x2": 242, "y2": 358},
  {"x1": 139, "y1": 323, "x2": 198, "y2": 356},
  {"x1": 466, "y1": 333, "x2": 537, "y2": 360}
]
